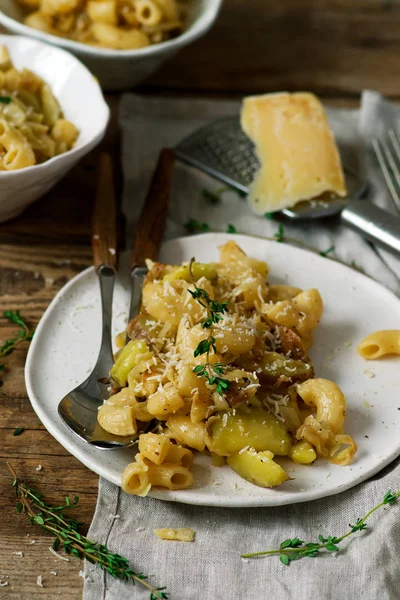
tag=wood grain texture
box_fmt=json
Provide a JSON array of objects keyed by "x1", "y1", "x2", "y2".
[
  {"x1": 143, "y1": 0, "x2": 400, "y2": 96},
  {"x1": 131, "y1": 148, "x2": 175, "y2": 271},
  {"x1": 92, "y1": 153, "x2": 118, "y2": 270},
  {"x1": 0, "y1": 0, "x2": 395, "y2": 596},
  {"x1": 0, "y1": 244, "x2": 95, "y2": 599}
]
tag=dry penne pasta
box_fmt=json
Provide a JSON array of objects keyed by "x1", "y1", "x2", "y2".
[
  {"x1": 99, "y1": 241, "x2": 357, "y2": 496},
  {"x1": 357, "y1": 330, "x2": 400, "y2": 360}
]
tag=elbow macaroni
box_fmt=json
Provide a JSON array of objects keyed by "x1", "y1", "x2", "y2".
[
  {"x1": 0, "y1": 45, "x2": 78, "y2": 170},
  {"x1": 100, "y1": 241, "x2": 358, "y2": 496},
  {"x1": 20, "y1": 0, "x2": 188, "y2": 50}
]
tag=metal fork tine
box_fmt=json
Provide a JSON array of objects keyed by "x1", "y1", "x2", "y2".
[
  {"x1": 372, "y1": 138, "x2": 400, "y2": 213},
  {"x1": 381, "y1": 138, "x2": 400, "y2": 208},
  {"x1": 388, "y1": 129, "x2": 400, "y2": 158}
]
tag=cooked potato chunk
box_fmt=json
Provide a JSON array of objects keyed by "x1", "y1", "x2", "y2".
[
  {"x1": 207, "y1": 408, "x2": 291, "y2": 456},
  {"x1": 227, "y1": 449, "x2": 290, "y2": 487}
]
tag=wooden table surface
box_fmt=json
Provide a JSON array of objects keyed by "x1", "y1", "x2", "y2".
[{"x1": 1, "y1": 0, "x2": 400, "y2": 597}]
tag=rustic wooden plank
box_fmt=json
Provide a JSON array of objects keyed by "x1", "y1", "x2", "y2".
[
  {"x1": 143, "y1": 0, "x2": 400, "y2": 96},
  {"x1": 0, "y1": 535, "x2": 84, "y2": 600}
]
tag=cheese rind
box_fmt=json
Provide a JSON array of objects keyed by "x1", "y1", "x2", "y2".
[{"x1": 241, "y1": 92, "x2": 347, "y2": 214}]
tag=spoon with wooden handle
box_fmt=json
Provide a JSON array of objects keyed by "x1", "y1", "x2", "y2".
[{"x1": 58, "y1": 149, "x2": 174, "y2": 450}]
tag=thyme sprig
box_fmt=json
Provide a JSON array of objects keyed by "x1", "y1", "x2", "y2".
[
  {"x1": 188, "y1": 259, "x2": 230, "y2": 396},
  {"x1": 8, "y1": 464, "x2": 169, "y2": 600},
  {"x1": 0, "y1": 310, "x2": 34, "y2": 371},
  {"x1": 241, "y1": 489, "x2": 400, "y2": 563}
]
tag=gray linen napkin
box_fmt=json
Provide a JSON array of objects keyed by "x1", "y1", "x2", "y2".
[{"x1": 84, "y1": 92, "x2": 400, "y2": 600}]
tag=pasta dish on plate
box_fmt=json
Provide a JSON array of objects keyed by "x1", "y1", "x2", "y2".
[
  {"x1": 0, "y1": 45, "x2": 79, "y2": 170},
  {"x1": 19, "y1": 0, "x2": 189, "y2": 50},
  {"x1": 98, "y1": 241, "x2": 357, "y2": 496}
]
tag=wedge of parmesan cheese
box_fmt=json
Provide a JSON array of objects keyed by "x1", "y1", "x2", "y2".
[{"x1": 241, "y1": 92, "x2": 347, "y2": 214}]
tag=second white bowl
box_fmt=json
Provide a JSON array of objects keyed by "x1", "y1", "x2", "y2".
[
  {"x1": 0, "y1": 35, "x2": 109, "y2": 222},
  {"x1": 0, "y1": 0, "x2": 223, "y2": 90}
]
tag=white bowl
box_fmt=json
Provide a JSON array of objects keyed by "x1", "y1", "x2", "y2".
[
  {"x1": 0, "y1": 34, "x2": 109, "y2": 223},
  {"x1": 0, "y1": 0, "x2": 223, "y2": 90}
]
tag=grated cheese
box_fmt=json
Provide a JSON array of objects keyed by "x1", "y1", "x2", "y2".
[{"x1": 49, "y1": 547, "x2": 69, "y2": 562}]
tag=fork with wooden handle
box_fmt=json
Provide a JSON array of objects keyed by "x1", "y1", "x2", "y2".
[
  {"x1": 128, "y1": 147, "x2": 175, "y2": 327},
  {"x1": 58, "y1": 149, "x2": 174, "y2": 450}
]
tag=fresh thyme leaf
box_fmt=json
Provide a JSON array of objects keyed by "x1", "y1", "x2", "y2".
[
  {"x1": 194, "y1": 339, "x2": 211, "y2": 357},
  {"x1": 349, "y1": 518, "x2": 367, "y2": 533},
  {"x1": 214, "y1": 377, "x2": 230, "y2": 395},
  {"x1": 210, "y1": 300, "x2": 228, "y2": 314},
  {"x1": 188, "y1": 259, "x2": 231, "y2": 397},
  {"x1": 325, "y1": 543, "x2": 339, "y2": 552},
  {"x1": 274, "y1": 224, "x2": 285, "y2": 243},
  {"x1": 13, "y1": 427, "x2": 25, "y2": 436},
  {"x1": 280, "y1": 553, "x2": 290, "y2": 565},
  {"x1": 264, "y1": 212, "x2": 274, "y2": 220},
  {"x1": 383, "y1": 490, "x2": 397, "y2": 505},
  {"x1": 227, "y1": 224, "x2": 237, "y2": 234},
  {"x1": 241, "y1": 489, "x2": 400, "y2": 563},
  {"x1": 0, "y1": 311, "x2": 34, "y2": 370},
  {"x1": 7, "y1": 464, "x2": 169, "y2": 600},
  {"x1": 0, "y1": 96, "x2": 11, "y2": 104},
  {"x1": 4, "y1": 310, "x2": 28, "y2": 329},
  {"x1": 184, "y1": 219, "x2": 210, "y2": 234},
  {"x1": 319, "y1": 245, "x2": 335, "y2": 257}
]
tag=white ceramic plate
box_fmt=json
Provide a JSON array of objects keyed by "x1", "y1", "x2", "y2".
[{"x1": 25, "y1": 233, "x2": 400, "y2": 507}]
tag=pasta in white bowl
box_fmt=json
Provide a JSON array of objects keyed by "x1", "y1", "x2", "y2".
[
  {"x1": 0, "y1": 34, "x2": 109, "y2": 222},
  {"x1": 0, "y1": 0, "x2": 223, "y2": 89}
]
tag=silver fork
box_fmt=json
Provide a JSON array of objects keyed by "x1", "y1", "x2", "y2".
[{"x1": 373, "y1": 129, "x2": 400, "y2": 215}]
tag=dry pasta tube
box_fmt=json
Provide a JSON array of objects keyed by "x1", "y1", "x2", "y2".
[
  {"x1": 154, "y1": 528, "x2": 195, "y2": 542},
  {"x1": 357, "y1": 330, "x2": 400, "y2": 360},
  {"x1": 147, "y1": 383, "x2": 185, "y2": 418},
  {"x1": 87, "y1": 0, "x2": 117, "y2": 25},
  {"x1": 268, "y1": 284, "x2": 303, "y2": 303},
  {"x1": 98, "y1": 401, "x2": 137, "y2": 436},
  {"x1": 165, "y1": 415, "x2": 207, "y2": 451},
  {"x1": 0, "y1": 120, "x2": 35, "y2": 170},
  {"x1": 296, "y1": 378, "x2": 346, "y2": 435},
  {"x1": 164, "y1": 444, "x2": 193, "y2": 469},
  {"x1": 190, "y1": 392, "x2": 213, "y2": 424},
  {"x1": 147, "y1": 463, "x2": 193, "y2": 490},
  {"x1": 293, "y1": 289, "x2": 323, "y2": 336},
  {"x1": 91, "y1": 23, "x2": 150, "y2": 50},
  {"x1": 154, "y1": 0, "x2": 179, "y2": 21},
  {"x1": 121, "y1": 461, "x2": 151, "y2": 496},
  {"x1": 135, "y1": 0, "x2": 162, "y2": 26},
  {"x1": 138, "y1": 433, "x2": 171, "y2": 465}
]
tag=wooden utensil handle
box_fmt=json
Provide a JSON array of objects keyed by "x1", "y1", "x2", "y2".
[
  {"x1": 92, "y1": 153, "x2": 118, "y2": 271},
  {"x1": 131, "y1": 148, "x2": 174, "y2": 271}
]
